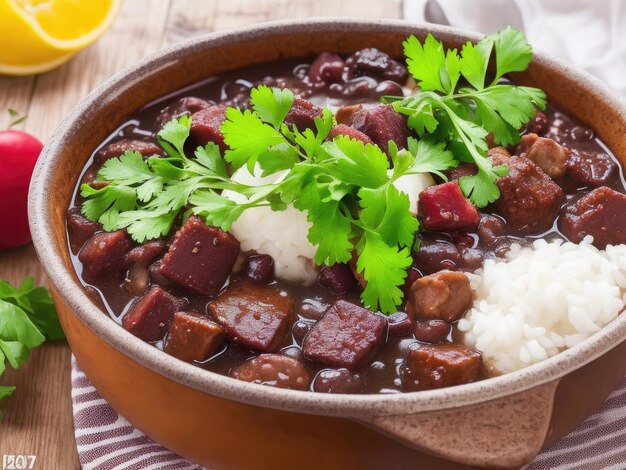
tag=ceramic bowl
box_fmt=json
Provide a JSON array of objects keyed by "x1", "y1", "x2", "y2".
[{"x1": 28, "y1": 19, "x2": 626, "y2": 469}]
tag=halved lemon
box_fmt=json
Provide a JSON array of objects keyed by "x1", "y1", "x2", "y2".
[{"x1": 0, "y1": 0, "x2": 121, "y2": 75}]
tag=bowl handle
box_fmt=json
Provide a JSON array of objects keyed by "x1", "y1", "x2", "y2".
[{"x1": 359, "y1": 380, "x2": 559, "y2": 469}]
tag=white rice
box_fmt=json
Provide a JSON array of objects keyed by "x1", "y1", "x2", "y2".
[
  {"x1": 223, "y1": 166, "x2": 318, "y2": 285},
  {"x1": 458, "y1": 236, "x2": 626, "y2": 374},
  {"x1": 223, "y1": 165, "x2": 433, "y2": 284}
]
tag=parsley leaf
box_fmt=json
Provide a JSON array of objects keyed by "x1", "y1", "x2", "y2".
[
  {"x1": 250, "y1": 85, "x2": 294, "y2": 128},
  {"x1": 0, "y1": 278, "x2": 63, "y2": 419},
  {"x1": 388, "y1": 27, "x2": 546, "y2": 207}
]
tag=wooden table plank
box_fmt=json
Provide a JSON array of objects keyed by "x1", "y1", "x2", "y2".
[{"x1": 0, "y1": 2, "x2": 402, "y2": 469}]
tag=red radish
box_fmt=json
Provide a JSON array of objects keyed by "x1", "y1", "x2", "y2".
[{"x1": 0, "y1": 111, "x2": 44, "y2": 250}]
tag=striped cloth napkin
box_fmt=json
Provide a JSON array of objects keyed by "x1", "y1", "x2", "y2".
[{"x1": 71, "y1": 357, "x2": 626, "y2": 469}]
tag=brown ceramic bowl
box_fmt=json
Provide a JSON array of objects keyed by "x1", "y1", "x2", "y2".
[{"x1": 29, "y1": 19, "x2": 626, "y2": 469}]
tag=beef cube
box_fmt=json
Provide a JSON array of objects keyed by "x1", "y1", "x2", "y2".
[
  {"x1": 491, "y1": 155, "x2": 564, "y2": 234},
  {"x1": 303, "y1": 300, "x2": 387, "y2": 370},
  {"x1": 66, "y1": 207, "x2": 101, "y2": 252},
  {"x1": 312, "y1": 368, "x2": 362, "y2": 394},
  {"x1": 559, "y1": 186, "x2": 626, "y2": 248},
  {"x1": 159, "y1": 216, "x2": 239, "y2": 295},
  {"x1": 327, "y1": 124, "x2": 373, "y2": 145},
  {"x1": 487, "y1": 146, "x2": 511, "y2": 159},
  {"x1": 122, "y1": 287, "x2": 187, "y2": 342},
  {"x1": 477, "y1": 213, "x2": 507, "y2": 247},
  {"x1": 401, "y1": 343, "x2": 482, "y2": 391},
  {"x1": 230, "y1": 354, "x2": 310, "y2": 390},
  {"x1": 94, "y1": 138, "x2": 163, "y2": 166},
  {"x1": 413, "y1": 320, "x2": 451, "y2": 343},
  {"x1": 157, "y1": 96, "x2": 213, "y2": 128},
  {"x1": 78, "y1": 230, "x2": 132, "y2": 281},
  {"x1": 387, "y1": 311, "x2": 413, "y2": 337},
  {"x1": 417, "y1": 182, "x2": 480, "y2": 231},
  {"x1": 352, "y1": 104, "x2": 409, "y2": 153},
  {"x1": 318, "y1": 264, "x2": 357, "y2": 295},
  {"x1": 516, "y1": 133, "x2": 569, "y2": 179},
  {"x1": 345, "y1": 48, "x2": 408, "y2": 84},
  {"x1": 283, "y1": 97, "x2": 323, "y2": 132},
  {"x1": 243, "y1": 254, "x2": 275, "y2": 284},
  {"x1": 208, "y1": 281, "x2": 295, "y2": 352},
  {"x1": 413, "y1": 237, "x2": 461, "y2": 275},
  {"x1": 444, "y1": 163, "x2": 478, "y2": 182},
  {"x1": 190, "y1": 105, "x2": 228, "y2": 152},
  {"x1": 308, "y1": 52, "x2": 345, "y2": 84},
  {"x1": 127, "y1": 239, "x2": 166, "y2": 266},
  {"x1": 163, "y1": 311, "x2": 224, "y2": 362},
  {"x1": 566, "y1": 150, "x2": 617, "y2": 187},
  {"x1": 409, "y1": 270, "x2": 472, "y2": 322},
  {"x1": 335, "y1": 104, "x2": 362, "y2": 125}
]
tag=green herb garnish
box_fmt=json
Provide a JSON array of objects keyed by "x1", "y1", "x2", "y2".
[
  {"x1": 0, "y1": 278, "x2": 63, "y2": 418},
  {"x1": 80, "y1": 27, "x2": 544, "y2": 313},
  {"x1": 384, "y1": 26, "x2": 546, "y2": 206},
  {"x1": 81, "y1": 87, "x2": 455, "y2": 313}
]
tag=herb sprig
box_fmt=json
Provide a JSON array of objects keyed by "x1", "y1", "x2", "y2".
[
  {"x1": 0, "y1": 278, "x2": 63, "y2": 418},
  {"x1": 80, "y1": 27, "x2": 545, "y2": 313},
  {"x1": 81, "y1": 86, "x2": 455, "y2": 313},
  {"x1": 384, "y1": 26, "x2": 546, "y2": 206}
]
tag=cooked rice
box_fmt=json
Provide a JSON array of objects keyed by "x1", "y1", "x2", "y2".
[{"x1": 458, "y1": 237, "x2": 626, "y2": 373}]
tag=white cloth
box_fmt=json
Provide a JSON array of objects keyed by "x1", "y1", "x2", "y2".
[{"x1": 405, "y1": 0, "x2": 626, "y2": 95}]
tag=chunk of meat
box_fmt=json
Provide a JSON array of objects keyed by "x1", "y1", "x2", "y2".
[
  {"x1": 345, "y1": 48, "x2": 408, "y2": 84},
  {"x1": 401, "y1": 343, "x2": 482, "y2": 391},
  {"x1": 66, "y1": 207, "x2": 101, "y2": 252},
  {"x1": 243, "y1": 254, "x2": 275, "y2": 284},
  {"x1": 318, "y1": 264, "x2": 357, "y2": 295},
  {"x1": 208, "y1": 281, "x2": 295, "y2": 352},
  {"x1": 335, "y1": 104, "x2": 362, "y2": 125},
  {"x1": 283, "y1": 97, "x2": 323, "y2": 132},
  {"x1": 409, "y1": 271, "x2": 472, "y2": 322},
  {"x1": 308, "y1": 52, "x2": 345, "y2": 84},
  {"x1": 157, "y1": 96, "x2": 213, "y2": 128},
  {"x1": 78, "y1": 230, "x2": 132, "y2": 281},
  {"x1": 414, "y1": 320, "x2": 451, "y2": 343},
  {"x1": 127, "y1": 239, "x2": 166, "y2": 266},
  {"x1": 477, "y1": 213, "x2": 507, "y2": 247},
  {"x1": 122, "y1": 287, "x2": 187, "y2": 342},
  {"x1": 559, "y1": 186, "x2": 626, "y2": 248},
  {"x1": 230, "y1": 354, "x2": 310, "y2": 390},
  {"x1": 444, "y1": 163, "x2": 477, "y2": 182},
  {"x1": 94, "y1": 138, "x2": 163, "y2": 166},
  {"x1": 303, "y1": 300, "x2": 387, "y2": 370},
  {"x1": 387, "y1": 311, "x2": 413, "y2": 337},
  {"x1": 417, "y1": 181, "x2": 480, "y2": 231},
  {"x1": 312, "y1": 368, "x2": 362, "y2": 394},
  {"x1": 163, "y1": 311, "x2": 224, "y2": 362},
  {"x1": 491, "y1": 155, "x2": 564, "y2": 234},
  {"x1": 516, "y1": 133, "x2": 569, "y2": 179},
  {"x1": 159, "y1": 216, "x2": 239, "y2": 295},
  {"x1": 413, "y1": 238, "x2": 461, "y2": 275},
  {"x1": 566, "y1": 150, "x2": 617, "y2": 187},
  {"x1": 327, "y1": 124, "x2": 374, "y2": 145},
  {"x1": 190, "y1": 105, "x2": 228, "y2": 151},
  {"x1": 352, "y1": 104, "x2": 409, "y2": 153},
  {"x1": 487, "y1": 146, "x2": 511, "y2": 159}
]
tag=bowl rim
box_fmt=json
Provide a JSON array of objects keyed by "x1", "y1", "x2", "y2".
[{"x1": 28, "y1": 17, "x2": 626, "y2": 418}]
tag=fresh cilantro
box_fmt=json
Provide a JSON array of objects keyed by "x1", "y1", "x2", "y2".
[
  {"x1": 0, "y1": 278, "x2": 63, "y2": 418},
  {"x1": 386, "y1": 27, "x2": 546, "y2": 206},
  {"x1": 79, "y1": 27, "x2": 545, "y2": 312}
]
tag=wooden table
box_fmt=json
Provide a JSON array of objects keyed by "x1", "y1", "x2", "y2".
[{"x1": 0, "y1": 1, "x2": 403, "y2": 468}]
